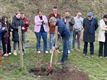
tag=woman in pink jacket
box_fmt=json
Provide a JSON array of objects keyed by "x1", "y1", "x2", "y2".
[{"x1": 34, "y1": 9, "x2": 49, "y2": 53}]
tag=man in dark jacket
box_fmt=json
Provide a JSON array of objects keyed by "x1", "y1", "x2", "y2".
[
  {"x1": 83, "y1": 12, "x2": 98, "y2": 56},
  {"x1": 12, "y1": 12, "x2": 24, "y2": 56},
  {"x1": 63, "y1": 11, "x2": 75, "y2": 53},
  {"x1": 49, "y1": 17, "x2": 70, "y2": 64}
]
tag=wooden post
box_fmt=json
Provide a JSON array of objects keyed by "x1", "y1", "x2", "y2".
[
  {"x1": 18, "y1": 26, "x2": 24, "y2": 68},
  {"x1": 54, "y1": 26, "x2": 58, "y2": 65}
]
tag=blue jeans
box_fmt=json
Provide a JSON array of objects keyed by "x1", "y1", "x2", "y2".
[
  {"x1": 35, "y1": 32, "x2": 48, "y2": 52},
  {"x1": 0, "y1": 40, "x2": 2, "y2": 50},
  {"x1": 49, "y1": 33, "x2": 54, "y2": 50},
  {"x1": 67, "y1": 32, "x2": 73, "y2": 51},
  {"x1": 61, "y1": 37, "x2": 69, "y2": 63},
  {"x1": 61, "y1": 32, "x2": 70, "y2": 63}
]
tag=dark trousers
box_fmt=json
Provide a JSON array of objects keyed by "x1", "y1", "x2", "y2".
[
  {"x1": 99, "y1": 42, "x2": 104, "y2": 56},
  {"x1": 73, "y1": 30, "x2": 81, "y2": 49},
  {"x1": 2, "y1": 37, "x2": 11, "y2": 54},
  {"x1": 98, "y1": 42, "x2": 107, "y2": 57},
  {"x1": 83, "y1": 42, "x2": 94, "y2": 55},
  {"x1": 13, "y1": 41, "x2": 19, "y2": 50},
  {"x1": 104, "y1": 33, "x2": 107, "y2": 57}
]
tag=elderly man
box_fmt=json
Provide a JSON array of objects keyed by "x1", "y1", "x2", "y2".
[
  {"x1": 83, "y1": 12, "x2": 98, "y2": 56},
  {"x1": 63, "y1": 11, "x2": 75, "y2": 53}
]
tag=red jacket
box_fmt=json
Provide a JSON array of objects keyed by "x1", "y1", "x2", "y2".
[{"x1": 22, "y1": 17, "x2": 29, "y2": 32}]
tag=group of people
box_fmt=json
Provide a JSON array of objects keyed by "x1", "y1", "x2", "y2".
[
  {"x1": 34, "y1": 6, "x2": 107, "y2": 64},
  {"x1": 0, "y1": 12, "x2": 29, "y2": 57},
  {"x1": 0, "y1": 6, "x2": 107, "y2": 64}
]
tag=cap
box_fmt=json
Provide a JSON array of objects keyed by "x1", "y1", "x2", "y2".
[{"x1": 87, "y1": 12, "x2": 93, "y2": 17}]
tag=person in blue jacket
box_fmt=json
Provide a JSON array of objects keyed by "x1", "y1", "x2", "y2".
[{"x1": 49, "y1": 17, "x2": 70, "y2": 64}]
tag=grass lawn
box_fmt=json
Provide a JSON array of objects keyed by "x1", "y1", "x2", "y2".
[{"x1": 0, "y1": 30, "x2": 107, "y2": 80}]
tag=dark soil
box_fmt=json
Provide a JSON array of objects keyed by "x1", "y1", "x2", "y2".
[
  {"x1": 29, "y1": 65, "x2": 53, "y2": 76},
  {"x1": 29, "y1": 64, "x2": 89, "y2": 80},
  {"x1": 49, "y1": 66, "x2": 89, "y2": 80}
]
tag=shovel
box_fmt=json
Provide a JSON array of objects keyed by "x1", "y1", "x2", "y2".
[
  {"x1": 18, "y1": 26, "x2": 24, "y2": 68},
  {"x1": 46, "y1": 47, "x2": 55, "y2": 74}
]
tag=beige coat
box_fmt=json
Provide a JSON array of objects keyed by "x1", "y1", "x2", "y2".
[{"x1": 98, "y1": 19, "x2": 107, "y2": 42}]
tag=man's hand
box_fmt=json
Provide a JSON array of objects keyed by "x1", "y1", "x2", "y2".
[
  {"x1": 2, "y1": 27, "x2": 6, "y2": 30},
  {"x1": 22, "y1": 27, "x2": 25, "y2": 30},
  {"x1": 25, "y1": 21, "x2": 29, "y2": 24}
]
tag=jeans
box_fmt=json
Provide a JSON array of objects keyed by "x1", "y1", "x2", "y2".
[
  {"x1": 13, "y1": 41, "x2": 19, "y2": 50},
  {"x1": 57, "y1": 33, "x2": 61, "y2": 49},
  {"x1": 49, "y1": 33, "x2": 54, "y2": 50},
  {"x1": 61, "y1": 32, "x2": 70, "y2": 63},
  {"x1": 0, "y1": 40, "x2": 2, "y2": 50},
  {"x1": 2, "y1": 37, "x2": 11, "y2": 54},
  {"x1": 83, "y1": 42, "x2": 94, "y2": 55},
  {"x1": 73, "y1": 30, "x2": 81, "y2": 49},
  {"x1": 35, "y1": 32, "x2": 48, "y2": 52},
  {"x1": 61, "y1": 38, "x2": 69, "y2": 63},
  {"x1": 67, "y1": 32, "x2": 73, "y2": 51}
]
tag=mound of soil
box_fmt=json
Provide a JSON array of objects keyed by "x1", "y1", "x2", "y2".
[
  {"x1": 29, "y1": 67, "x2": 53, "y2": 76},
  {"x1": 49, "y1": 66, "x2": 89, "y2": 80},
  {"x1": 29, "y1": 64, "x2": 89, "y2": 80}
]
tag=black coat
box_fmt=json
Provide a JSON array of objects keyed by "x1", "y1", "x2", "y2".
[
  {"x1": 83, "y1": 18, "x2": 98, "y2": 42},
  {"x1": 12, "y1": 16, "x2": 24, "y2": 42},
  {"x1": 63, "y1": 16, "x2": 75, "y2": 31}
]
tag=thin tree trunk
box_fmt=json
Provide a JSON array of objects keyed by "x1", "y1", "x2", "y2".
[{"x1": 18, "y1": 26, "x2": 24, "y2": 68}]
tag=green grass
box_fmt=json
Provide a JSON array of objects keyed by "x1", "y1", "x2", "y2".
[{"x1": 0, "y1": 31, "x2": 107, "y2": 80}]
